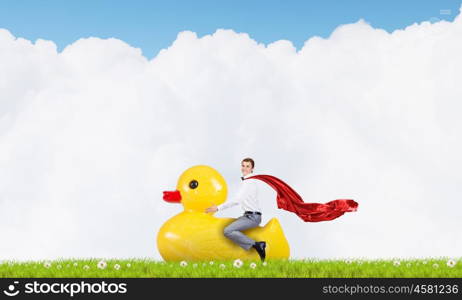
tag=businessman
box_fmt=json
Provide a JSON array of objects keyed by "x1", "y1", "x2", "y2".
[{"x1": 205, "y1": 157, "x2": 266, "y2": 261}]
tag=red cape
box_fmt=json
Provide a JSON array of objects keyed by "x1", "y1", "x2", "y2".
[{"x1": 246, "y1": 174, "x2": 358, "y2": 222}]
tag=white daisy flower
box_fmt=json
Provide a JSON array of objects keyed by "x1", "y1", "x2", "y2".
[
  {"x1": 393, "y1": 260, "x2": 400, "y2": 266},
  {"x1": 97, "y1": 260, "x2": 107, "y2": 270},
  {"x1": 262, "y1": 261, "x2": 267, "y2": 266},
  {"x1": 126, "y1": 263, "x2": 131, "y2": 268},
  {"x1": 233, "y1": 259, "x2": 243, "y2": 268},
  {"x1": 73, "y1": 262, "x2": 78, "y2": 267},
  {"x1": 433, "y1": 263, "x2": 439, "y2": 268},
  {"x1": 219, "y1": 264, "x2": 226, "y2": 269},
  {"x1": 249, "y1": 263, "x2": 257, "y2": 269},
  {"x1": 114, "y1": 264, "x2": 121, "y2": 270},
  {"x1": 345, "y1": 259, "x2": 353, "y2": 264},
  {"x1": 209, "y1": 261, "x2": 214, "y2": 265},
  {"x1": 43, "y1": 262, "x2": 52, "y2": 269},
  {"x1": 447, "y1": 259, "x2": 456, "y2": 268},
  {"x1": 83, "y1": 265, "x2": 90, "y2": 270},
  {"x1": 180, "y1": 261, "x2": 188, "y2": 267}
]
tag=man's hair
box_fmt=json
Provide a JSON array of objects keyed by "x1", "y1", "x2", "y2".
[{"x1": 242, "y1": 157, "x2": 255, "y2": 169}]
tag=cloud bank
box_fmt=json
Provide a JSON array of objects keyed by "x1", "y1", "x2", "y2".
[{"x1": 1, "y1": 8, "x2": 462, "y2": 260}]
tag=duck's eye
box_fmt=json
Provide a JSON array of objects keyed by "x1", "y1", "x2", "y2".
[{"x1": 189, "y1": 180, "x2": 199, "y2": 189}]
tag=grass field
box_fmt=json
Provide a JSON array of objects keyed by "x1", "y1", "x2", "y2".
[{"x1": 0, "y1": 258, "x2": 461, "y2": 278}]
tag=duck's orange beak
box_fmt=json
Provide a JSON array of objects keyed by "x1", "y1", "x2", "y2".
[{"x1": 163, "y1": 190, "x2": 182, "y2": 203}]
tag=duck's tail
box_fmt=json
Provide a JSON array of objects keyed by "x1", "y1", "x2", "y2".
[{"x1": 260, "y1": 218, "x2": 290, "y2": 259}]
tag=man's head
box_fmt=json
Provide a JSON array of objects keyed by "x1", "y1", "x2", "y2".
[{"x1": 241, "y1": 158, "x2": 255, "y2": 176}]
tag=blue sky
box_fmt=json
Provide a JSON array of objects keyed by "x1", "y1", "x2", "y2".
[
  {"x1": 3, "y1": 0, "x2": 462, "y2": 260},
  {"x1": 0, "y1": 0, "x2": 460, "y2": 58}
]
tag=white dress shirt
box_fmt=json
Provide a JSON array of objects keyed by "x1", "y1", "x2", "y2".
[{"x1": 217, "y1": 172, "x2": 261, "y2": 213}]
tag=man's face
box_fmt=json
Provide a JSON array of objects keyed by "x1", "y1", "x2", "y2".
[{"x1": 241, "y1": 161, "x2": 253, "y2": 176}]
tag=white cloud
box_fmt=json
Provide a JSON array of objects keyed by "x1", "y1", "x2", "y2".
[{"x1": 1, "y1": 7, "x2": 462, "y2": 260}]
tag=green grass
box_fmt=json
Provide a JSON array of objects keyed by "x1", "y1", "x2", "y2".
[{"x1": 0, "y1": 258, "x2": 461, "y2": 278}]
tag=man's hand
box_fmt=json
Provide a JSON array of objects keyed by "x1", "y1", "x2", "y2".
[{"x1": 205, "y1": 205, "x2": 218, "y2": 213}]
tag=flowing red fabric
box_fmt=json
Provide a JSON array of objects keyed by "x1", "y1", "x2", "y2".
[{"x1": 246, "y1": 174, "x2": 358, "y2": 222}]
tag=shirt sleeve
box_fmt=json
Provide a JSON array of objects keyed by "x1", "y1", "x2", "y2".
[{"x1": 217, "y1": 182, "x2": 247, "y2": 211}]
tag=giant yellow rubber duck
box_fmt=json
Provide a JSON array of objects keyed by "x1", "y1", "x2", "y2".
[{"x1": 158, "y1": 165, "x2": 290, "y2": 261}]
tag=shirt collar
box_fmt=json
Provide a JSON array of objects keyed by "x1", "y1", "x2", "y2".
[{"x1": 242, "y1": 172, "x2": 256, "y2": 180}]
